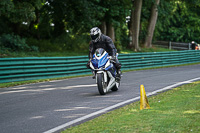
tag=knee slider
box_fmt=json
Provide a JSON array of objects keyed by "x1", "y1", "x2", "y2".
[{"x1": 115, "y1": 63, "x2": 121, "y2": 69}]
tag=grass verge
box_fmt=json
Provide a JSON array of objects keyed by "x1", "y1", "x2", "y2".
[
  {"x1": 1, "y1": 47, "x2": 173, "y2": 58},
  {"x1": 0, "y1": 51, "x2": 89, "y2": 58},
  {"x1": 0, "y1": 74, "x2": 91, "y2": 88},
  {"x1": 63, "y1": 81, "x2": 200, "y2": 133}
]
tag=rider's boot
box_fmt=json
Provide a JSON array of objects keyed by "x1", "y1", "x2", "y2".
[
  {"x1": 92, "y1": 71, "x2": 96, "y2": 79},
  {"x1": 115, "y1": 69, "x2": 121, "y2": 82}
]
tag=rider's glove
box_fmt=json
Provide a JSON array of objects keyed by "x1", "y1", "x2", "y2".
[
  {"x1": 86, "y1": 59, "x2": 91, "y2": 69},
  {"x1": 110, "y1": 56, "x2": 116, "y2": 63}
]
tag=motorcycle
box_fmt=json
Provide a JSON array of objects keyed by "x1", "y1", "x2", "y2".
[{"x1": 89, "y1": 48, "x2": 120, "y2": 95}]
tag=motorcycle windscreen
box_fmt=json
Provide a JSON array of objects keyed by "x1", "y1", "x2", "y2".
[
  {"x1": 93, "y1": 48, "x2": 109, "y2": 69},
  {"x1": 95, "y1": 48, "x2": 105, "y2": 57}
]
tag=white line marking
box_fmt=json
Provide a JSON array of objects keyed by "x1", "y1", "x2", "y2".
[
  {"x1": 43, "y1": 77, "x2": 200, "y2": 133},
  {"x1": 0, "y1": 84, "x2": 97, "y2": 95}
]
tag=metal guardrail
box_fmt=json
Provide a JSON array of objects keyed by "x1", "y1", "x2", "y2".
[
  {"x1": 0, "y1": 50, "x2": 200, "y2": 83},
  {"x1": 154, "y1": 41, "x2": 191, "y2": 50}
]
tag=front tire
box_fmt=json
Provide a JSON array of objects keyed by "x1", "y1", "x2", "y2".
[{"x1": 97, "y1": 73, "x2": 107, "y2": 95}]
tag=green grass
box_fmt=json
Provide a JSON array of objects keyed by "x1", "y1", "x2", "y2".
[
  {"x1": 0, "y1": 74, "x2": 92, "y2": 88},
  {"x1": 140, "y1": 47, "x2": 175, "y2": 52},
  {"x1": 1, "y1": 46, "x2": 173, "y2": 57},
  {"x1": 0, "y1": 51, "x2": 89, "y2": 58},
  {"x1": 120, "y1": 47, "x2": 174, "y2": 54},
  {"x1": 63, "y1": 81, "x2": 200, "y2": 133}
]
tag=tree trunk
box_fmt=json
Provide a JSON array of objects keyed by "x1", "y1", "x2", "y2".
[
  {"x1": 144, "y1": 0, "x2": 160, "y2": 48},
  {"x1": 99, "y1": 20, "x2": 107, "y2": 35},
  {"x1": 129, "y1": 7, "x2": 134, "y2": 48},
  {"x1": 132, "y1": 0, "x2": 142, "y2": 51},
  {"x1": 106, "y1": 22, "x2": 115, "y2": 42}
]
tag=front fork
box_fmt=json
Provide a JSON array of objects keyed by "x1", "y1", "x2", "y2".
[{"x1": 96, "y1": 71, "x2": 107, "y2": 84}]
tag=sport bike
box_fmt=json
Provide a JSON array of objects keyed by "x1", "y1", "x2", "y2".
[{"x1": 89, "y1": 48, "x2": 120, "y2": 95}]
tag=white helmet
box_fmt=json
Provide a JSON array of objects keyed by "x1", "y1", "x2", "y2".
[{"x1": 90, "y1": 27, "x2": 101, "y2": 43}]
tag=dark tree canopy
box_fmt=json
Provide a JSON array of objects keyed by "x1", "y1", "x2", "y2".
[{"x1": 0, "y1": 0, "x2": 200, "y2": 53}]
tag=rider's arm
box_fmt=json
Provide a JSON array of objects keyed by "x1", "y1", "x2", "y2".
[
  {"x1": 106, "y1": 36, "x2": 117, "y2": 57},
  {"x1": 89, "y1": 41, "x2": 95, "y2": 60}
]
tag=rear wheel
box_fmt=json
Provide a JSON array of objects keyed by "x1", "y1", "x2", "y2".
[{"x1": 97, "y1": 73, "x2": 107, "y2": 95}]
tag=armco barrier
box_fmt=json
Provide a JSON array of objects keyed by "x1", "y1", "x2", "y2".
[
  {"x1": 0, "y1": 50, "x2": 200, "y2": 83},
  {"x1": 154, "y1": 41, "x2": 191, "y2": 50}
]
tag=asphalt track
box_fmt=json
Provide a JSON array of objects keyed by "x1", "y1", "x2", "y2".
[{"x1": 0, "y1": 64, "x2": 200, "y2": 133}]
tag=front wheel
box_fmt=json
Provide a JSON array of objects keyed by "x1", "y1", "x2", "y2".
[{"x1": 97, "y1": 73, "x2": 107, "y2": 95}]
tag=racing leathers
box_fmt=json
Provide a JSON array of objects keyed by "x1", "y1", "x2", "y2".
[{"x1": 87, "y1": 34, "x2": 121, "y2": 81}]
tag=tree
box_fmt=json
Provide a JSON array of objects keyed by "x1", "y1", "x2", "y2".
[
  {"x1": 131, "y1": 0, "x2": 143, "y2": 51},
  {"x1": 98, "y1": 0, "x2": 130, "y2": 42},
  {"x1": 128, "y1": 0, "x2": 134, "y2": 48},
  {"x1": 144, "y1": 0, "x2": 160, "y2": 48},
  {"x1": 0, "y1": 0, "x2": 44, "y2": 35},
  {"x1": 154, "y1": 0, "x2": 200, "y2": 43}
]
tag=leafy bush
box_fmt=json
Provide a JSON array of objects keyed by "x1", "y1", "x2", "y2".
[
  {"x1": 0, "y1": 34, "x2": 39, "y2": 52},
  {"x1": 52, "y1": 33, "x2": 90, "y2": 52},
  {"x1": 27, "y1": 38, "x2": 60, "y2": 52},
  {"x1": 26, "y1": 33, "x2": 90, "y2": 52}
]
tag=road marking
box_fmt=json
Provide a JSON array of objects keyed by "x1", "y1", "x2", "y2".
[
  {"x1": 44, "y1": 77, "x2": 200, "y2": 133},
  {"x1": 0, "y1": 84, "x2": 97, "y2": 95}
]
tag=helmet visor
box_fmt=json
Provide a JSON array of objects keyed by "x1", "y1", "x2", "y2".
[{"x1": 91, "y1": 33, "x2": 99, "y2": 40}]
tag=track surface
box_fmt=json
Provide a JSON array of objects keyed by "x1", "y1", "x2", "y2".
[{"x1": 1, "y1": 64, "x2": 200, "y2": 133}]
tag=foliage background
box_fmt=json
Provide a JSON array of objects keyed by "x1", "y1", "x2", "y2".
[{"x1": 0, "y1": 0, "x2": 199, "y2": 55}]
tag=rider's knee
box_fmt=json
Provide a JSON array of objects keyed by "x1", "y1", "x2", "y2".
[{"x1": 115, "y1": 63, "x2": 121, "y2": 69}]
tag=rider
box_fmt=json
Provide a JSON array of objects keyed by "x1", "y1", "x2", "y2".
[{"x1": 86, "y1": 27, "x2": 121, "y2": 81}]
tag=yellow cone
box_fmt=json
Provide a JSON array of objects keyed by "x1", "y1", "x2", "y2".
[{"x1": 140, "y1": 85, "x2": 150, "y2": 110}]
